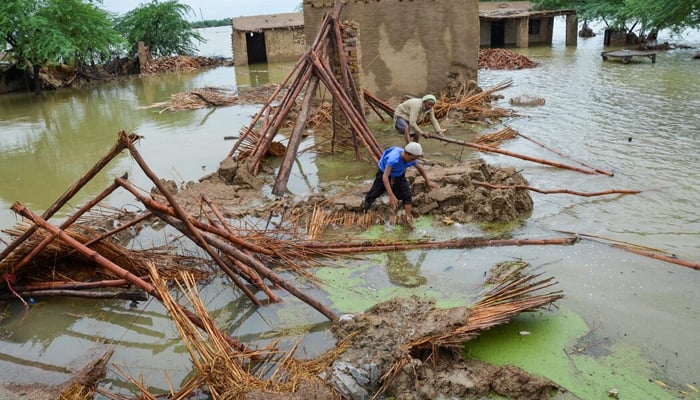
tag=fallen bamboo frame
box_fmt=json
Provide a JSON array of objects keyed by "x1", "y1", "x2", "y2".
[
  {"x1": 431, "y1": 135, "x2": 603, "y2": 175},
  {"x1": 125, "y1": 139, "x2": 267, "y2": 306},
  {"x1": 114, "y1": 178, "x2": 338, "y2": 320},
  {"x1": 150, "y1": 208, "x2": 339, "y2": 322},
  {"x1": 10, "y1": 201, "x2": 252, "y2": 354},
  {"x1": 0, "y1": 131, "x2": 138, "y2": 264},
  {"x1": 114, "y1": 178, "x2": 262, "y2": 305},
  {"x1": 11, "y1": 176, "x2": 126, "y2": 273},
  {"x1": 473, "y1": 181, "x2": 641, "y2": 197}
]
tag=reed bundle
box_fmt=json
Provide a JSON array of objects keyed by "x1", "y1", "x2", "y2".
[
  {"x1": 432, "y1": 79, "x2": 518, "y2": 122},
  {"x1": 147, "y1": 266, "x2": 343, "y2": 399},
  {"x1": 474, "y1": 125, "x2": 519, "y2": 147}
]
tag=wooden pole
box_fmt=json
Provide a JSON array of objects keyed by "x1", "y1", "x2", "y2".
[
  {"x1": 273, "y1": 75, "x2": 320, "y2": 196},
  {"x1": 473, "y1": 181, "x2": 641, "y2": 197},
  {"x1": 297, "y1": 236, "x2": 578, "y2": 253},
  {"x1": 517, "y1": 132, "x2": 614, "y2": 176},
  {"x1": 431, "y1": 135, "x2": 600, "y2": 175}
]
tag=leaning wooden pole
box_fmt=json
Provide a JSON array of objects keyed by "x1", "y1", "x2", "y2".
[
  {"x1": 227, "y1": 54, "x2": 309, "y2": 159},
  {"x1": 0, "y1": 131, "x2": 137, "y2": 263},
  {"x1": 517, "y1": 132, "x2": 614, "y2": 176},
  {"x1": 273, "y1": 75, "x2": 320, "y2": 196},
  {"x1": 10, "y1": 201, "x2": 251, "y2": 353},
  {"x1": 431, "y1": 135, "x2": 600, "y2": 175}
]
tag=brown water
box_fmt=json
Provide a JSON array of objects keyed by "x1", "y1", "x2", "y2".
[{"x1": 1, "y1": 24, "x2": 699, "y2": 397}]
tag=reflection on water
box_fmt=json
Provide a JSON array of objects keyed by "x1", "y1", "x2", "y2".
[
  {"x1": 0, "y1": 21, "x2": 699, "y2": 397},
  {"x1": 386, "y1": 251, "x2": 427, "y2": 287}
]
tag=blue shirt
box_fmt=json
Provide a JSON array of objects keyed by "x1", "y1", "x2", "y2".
[{"x1": 377, "y1": 146, "x2": 418, "y2": 177}]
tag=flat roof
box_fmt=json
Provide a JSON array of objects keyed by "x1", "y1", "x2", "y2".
[
  {"x1": 232, "y1": 12, "x2": 304, "y2": 32},
  {"x1": 479, "y1": 1, "x2": 575, "y2": 20}
]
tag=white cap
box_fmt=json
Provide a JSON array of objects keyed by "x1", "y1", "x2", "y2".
[{"x1": 405, "y1": 142, "x2": 423, "y2": 156}]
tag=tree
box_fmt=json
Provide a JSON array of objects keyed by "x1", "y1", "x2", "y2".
[
  {"x1": 532, "y1": 0, "x2": 700, "y2": 40},
  {"x1": 114, "y1": 0, "x2": 204, "y2": 58},
  {"x1": 0, "y1": 0, "x2": 123, "y2": 94}
]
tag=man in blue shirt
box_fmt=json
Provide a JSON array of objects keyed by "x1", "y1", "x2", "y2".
[{"x1": 363, "y1": 142, "x2": 438, "y2": 225}]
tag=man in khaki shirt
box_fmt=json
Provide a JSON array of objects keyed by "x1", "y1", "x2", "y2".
[{"x1": 393, "y1": 94, "x2": 445, "y2": 143}]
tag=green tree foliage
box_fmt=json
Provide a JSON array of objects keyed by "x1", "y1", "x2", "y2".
[
  {"x1": 532, "y1": 0, "x2": 700, "y2": 38},
  {"x1": 0, "y1": 0, "x2": 123, "y2": 93},
  {"x1": 115, "y1": 0, "x2": 205, "y2": 57}
]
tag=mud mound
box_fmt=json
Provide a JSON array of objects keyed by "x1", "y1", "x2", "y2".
[{"x1": 327, "y1": 296, "x2": 561, "y2": 400}]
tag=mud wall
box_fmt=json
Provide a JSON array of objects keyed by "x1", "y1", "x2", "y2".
[
  {"x1": 303, "y1": 0, "x2": 479, "y2": 100},
  {"x1": 232, "y1": 28, "x2": 305, "y2": 66},
  {"x1": 265, "y1": 28, "x2": 307, "y2": 63}
]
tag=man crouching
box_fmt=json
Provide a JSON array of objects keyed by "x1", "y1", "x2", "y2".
[{"x1": 363, "y1": 142, "x2": 438, "y2": 227}]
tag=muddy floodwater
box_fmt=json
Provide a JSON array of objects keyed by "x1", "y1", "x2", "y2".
[{"x1": 1, "y1": 24, "x2": 699, "y2": 399}]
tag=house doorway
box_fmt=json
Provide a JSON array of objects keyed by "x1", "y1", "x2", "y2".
[
  {"x1": 490, "y1": 20, "x2": 506, "y2": 47},
  {"x1": 246, "y1": 31, "x2": 267, "y2": 63}
]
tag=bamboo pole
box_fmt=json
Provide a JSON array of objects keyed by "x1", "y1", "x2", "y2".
[
  {"x1": 612, "y1": 245, "x2": 700, "y2": 271},
  {"x1": 363, "y1": 89, "x2": 395, "y2": 119},
  {"x1": 473, "y1": 181, "x2": 641, "y2": 197},
  {"x1": 0, "y1": 289, "x2": 148, "y2": 301},
  {"x1": 0, "y1": 131, "x2": 137, "y2": 263},
  {"x1": 517, "y1": 132, "x2": 614, "y2": 176},
  {"x1": 297, "y1": 236, "x2": 578, "y2": 253},
  {"x1": 431, "y1": 135, "x2": 601, "y2": 175},
  {"x1": 273, "y1": 75, "x2": 320, "y2": 196},
  {"x1": 10, "y1": 201, "x2": 251, "y2": 353},
  {"x1": 14, "y1": 277, "x2": 147, "y2": 291}
]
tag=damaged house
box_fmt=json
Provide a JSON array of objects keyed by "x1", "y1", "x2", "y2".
[{"x1": 231, "y1": 12, "x2": 306, "y2": 66}]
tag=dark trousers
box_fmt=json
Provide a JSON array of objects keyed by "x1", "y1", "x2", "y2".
[{"x1": 364, "y1": 170, "x2": 412, "y2": 211}]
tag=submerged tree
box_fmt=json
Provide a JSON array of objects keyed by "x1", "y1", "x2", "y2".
[
  {"x1": 114, "y1": 0, "x2": 205, "y2": 58},
  {"x1": 0, "y1": 0, "x2": 123, "y2": 94},
  {"x1": 533, "y1": 0, "x2": 700, "y2": 41}
]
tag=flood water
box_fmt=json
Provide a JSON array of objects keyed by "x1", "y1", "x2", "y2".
[{"x1": 1, "y1": 24, "x2": 699, "y2": 398}]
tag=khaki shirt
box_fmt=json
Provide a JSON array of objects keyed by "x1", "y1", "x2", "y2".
[{"x1": 394, "y1": 98, "x2": 441, "y2": 136}]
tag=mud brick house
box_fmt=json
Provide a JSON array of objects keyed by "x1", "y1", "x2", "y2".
[
  {"x1": 303, "y1": 0, "x2": 480, "y2": 100},
  {"x1": 231, "y1": 12, "x2": 305, "y2": 66},
  {"x1": 479, "y1": 1, "x2": 577, "y2": 48}
]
